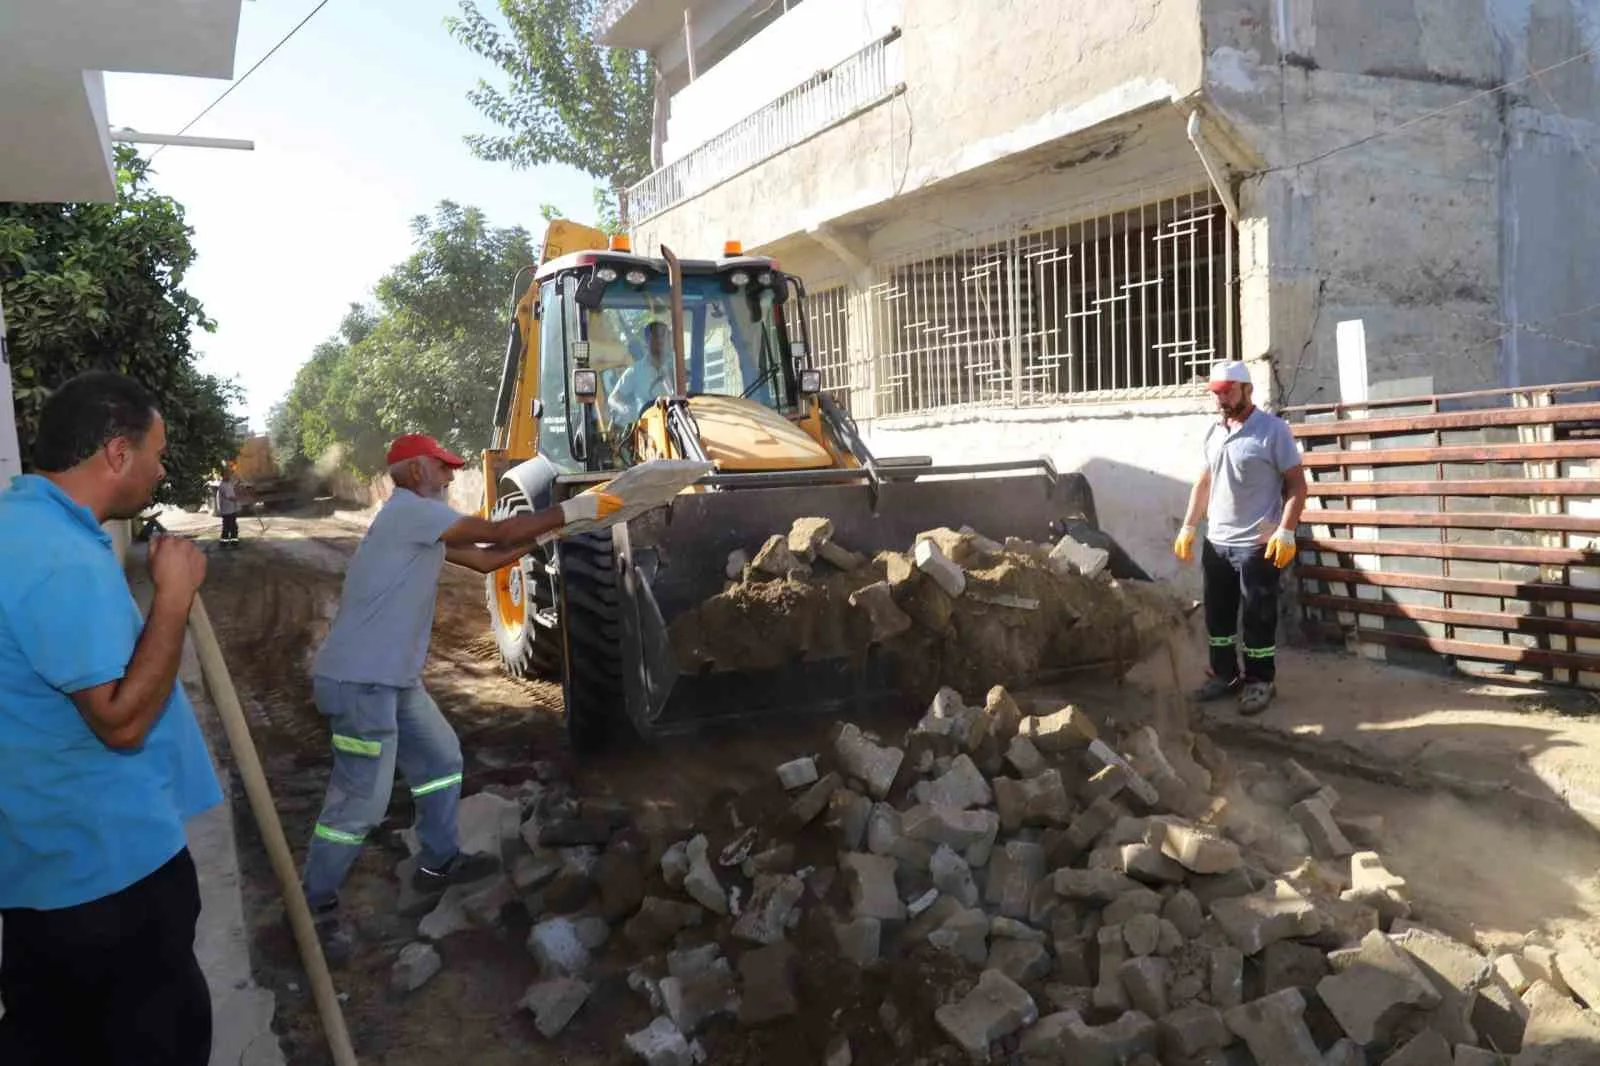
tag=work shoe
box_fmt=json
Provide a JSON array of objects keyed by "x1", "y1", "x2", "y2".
[
  {"x1": 309, "y1": 902, "x2": 353, "y2": 967},
  {"x1": 412, "y1": 851, "x2": 501, "y2": 893},
  {"x1": 1239, "y1": 681, "x2": 1276, "y2": 716},
  {"x1": 1193, "y1": 676, "x2": 1242, "y2": 702}
]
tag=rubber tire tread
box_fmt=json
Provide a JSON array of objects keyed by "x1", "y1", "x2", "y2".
[{"x1": 557, "y1": 529, "x2": 633, "y2": 752}]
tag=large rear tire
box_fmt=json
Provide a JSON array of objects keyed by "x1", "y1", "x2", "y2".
[
  {"x1": 484, "y1": 490, "x2": 561, "y2": 678},
  {"x1": 556, "y1": 529, "x2": 634, "y2": 752}
]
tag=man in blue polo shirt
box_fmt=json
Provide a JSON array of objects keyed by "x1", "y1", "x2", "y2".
[
  {"x1": 1173, "y1": 361, "x2": 1307, "y2": 715},
  {"x1": 0, "y1": 372, "x2": 220, "y2": 1066}
]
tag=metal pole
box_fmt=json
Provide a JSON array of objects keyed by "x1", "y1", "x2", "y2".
[
  {"x1": 684, "y1": 9, "x2": 697, "y2": 80},
  {"x1": 110, "y1": 131, "x2": 255, "y2": 151},
  {"x1": 0, "y1": 289, "x2": 20, "y2": 487}
]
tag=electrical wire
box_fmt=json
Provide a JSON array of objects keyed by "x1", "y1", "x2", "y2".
[{"x1": 151, "y1": 0, "x2": 334, "y2": 159}]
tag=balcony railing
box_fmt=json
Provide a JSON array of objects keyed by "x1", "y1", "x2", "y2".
[{"x1": 628, "y1": 29, "x2": 903, "y2": 222}]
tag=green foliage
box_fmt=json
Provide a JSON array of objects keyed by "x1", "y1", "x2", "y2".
[
  {"x1": 449, "y1": 0, "x2": 653, "y2": 219},
  {"x1": 1, "y1": 147, "x2": 243, "y2": 507},
  {"x1": 269, "y1": 202, "x2": 536, "y2": 477}
]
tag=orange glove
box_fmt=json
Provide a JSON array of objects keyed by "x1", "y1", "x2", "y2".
[
  {"x1": 1265, "y1": 527, "x2": 1297, "y2": 569},
  {"x1": 1173, "y1": 525, "x2": 1196, "y2": 563},
  {"x1": 559, "y1": 489, "x2": 623, "y2": 526}
]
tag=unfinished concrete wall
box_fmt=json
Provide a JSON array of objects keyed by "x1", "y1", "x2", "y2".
[
  {"x1": 636, "y1": 0, "x2": 1207, "y2": 254},
  {"x1": 1204, "y1": 0, "x2": 1600, "y2": 403}
]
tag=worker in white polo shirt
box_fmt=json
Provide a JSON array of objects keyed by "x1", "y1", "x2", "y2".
[{"x1": 1173, "y1": 361, "x2": 1308, "y2": 715}]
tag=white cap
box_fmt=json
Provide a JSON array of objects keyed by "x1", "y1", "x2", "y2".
[{"x1": 1208, "y1": 361, "x2": 1252, "y2": 392}]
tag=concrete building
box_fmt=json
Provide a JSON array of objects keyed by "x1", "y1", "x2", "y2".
[{"x1": 602, "y1": 0, "x2": 1600, "y2": 584}]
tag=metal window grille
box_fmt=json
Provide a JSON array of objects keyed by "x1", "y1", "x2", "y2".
[
  {"x1": 802, "y1": 285, "x2": 851, "y2": 408},
  {"x1": 868, "y1": 188, "x2": 1236, "y2": 417}
]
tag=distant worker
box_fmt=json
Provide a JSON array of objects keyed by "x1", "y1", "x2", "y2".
[
  {"x1": 607, "y1": 320, "x2": 675, "y2": 425},
  {"x1": 1173, "y1": 361, "x2": 1307, "y2": 716},
  {"x1": 217, "y1": 468, "x2": 242, "y2": 548},
  {"x1": 0, "y1": 372, "x2": 219, "y2": 1066},
  {"x1": 301, "y1": 433, "x2": 620, "y2": 960}
]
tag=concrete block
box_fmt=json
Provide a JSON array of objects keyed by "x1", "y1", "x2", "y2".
[
  {"x1": 848, "y1": 581, "x2": 914, "y2": 642},
  {"x1": 1210, "y1": 880, "x2": 1323, "y2": 955},
  {"x1": 457, "y1": 790, "x2": 522, "y2": 863},
  {"x1": 994, "y1": 770, "x2": 1073, "y2": 833},
  {"x1": 840, "y1": 852, "x2": 905, "y2": 922},
  {"x1": 391, "y1": 941, "x2": 442, "y2": 994},
  {"x1": 660, "y1": 841, "x2": 691, "y2": 890},
  {"x1": 1292, "y1": 796, "x2": 1355, "y2": 859},
  {"x1": 1212, "y1": 946, "x2": 1246, "y2": 1010},
  {"x1": 825, "y1": 1035, "x2": 853, "y2": 1066},
  {"x1": 522, "y1": 976, "x2": 591, "y2": 1038},
  {"x1": 931, "y1": 844, "x2": 981, "y2": 908},
  {"x1": 1084, "y1": 764, "x2": 1132, "y2": 803},
  {"x1": 991, "y1": 916, "x2": 1048, "y2": 943},
  {"x1": 1004, "y1": 736, "x2": 1049, "y2": 779},
  {"x1": 732, "y1": 874, "x2": 805, "y2": 945},
  {"x1": 817, "y1": 540, "x2": 866, "y2": 572},
  {"x1": 914, "y1": 537, "x2": 967, "y2": 597},
  {"x1": 1159, "y1": 1003, "x2": 1231, "y2": 1058},
  {"x1": 1263, "y1": 940, "x2": 1333, "y2": 994},
  {"x1": 661, "y1": 961, "x2": 737, "y2": 1034},
  {"x1": 985, "y1": 840, "x2": 1046, "y2": 920},
  {"x1": 624, "y1": 896, "x2": 704, "y2": 950},
  {"x1": 1164, "y1": 889, "x2": 1205, "y2": 939},
  {"x1": 1494, "y1": 955, "x2": 1541, "y2": 996},
  {"x1": 1059, "y1": 1010, "x2": 1160, "y2": 1066},
  {"x1": 528, "y1": 916, "x2": 592, "y2": 977},
  {"x1": 1190, "y1": 867, "x2": 1265, "y2": 909},
  {"x1": 1394, "y1": 928, "x2": 1493, "y2": 1047},
  {"x1": 776, "y1": 757, "x2": 819, "y2": 791},
  {"x1": 989, "y1": 938, "x2": 1053, "y2": 984},
  {"x1": 1022, "y1": 705, "x2": 1099, "y2": 753},
  {"x1": 1451, "y1": 1047, "x2": 1500, "y2": 1066},
  {"x1": 906, "y1": 887, "x2": 940, "y2": 918},
  {"x1": 1120, "y1": 956, "x2": 1171, "y2": 1017},
  {"x1": 1470, "y1": 974, "x2": 1527, "y2": 1054},
  {"x1": 929, "y1": 907, "x2": 990, "y2": 966},
  {"x1": 667, "y1": 945, "x2": 721, "y2": 981},
  {"x1": 1517, "y1": 979, "x2": 1600, "y2": 1065},
  {"x1": 788, "y1": 516, "x2": 833, "y2": 556},
  {"x1": 1520, "y1": 946, "x2": 1567, "y2": 996},
  {"x1": 1125, "y1": 913, "x2": 1163, "y2": 957},
  {"x1": 1155, "y1": 919, "x2": 1185, "y2": 957},
  {"x1": 682, "y1": 835, "x2": 728, "y2": 916},
  {"x1": 1382, "y1": 1030, "x2": 1453, "y2": 1066},
  {"x1": 752, "y1": 534, "x2": 808, "y2": 578},
  {"x1": 834, "y1": 724, "x2": 904, "y2": 800},
  {"x1": 511, "y1": 849, "x2": 563, "y2": 896},
  {"x1": 913, "y1": 753, "x2": 994, "y2": 810},
  {"x1": 1148, "y1": 818, "x2": 1243, "y2": 875},
  {"x1": 903, "y1": 805, "x2": 999, "y2": 858},
  {"x1": 1086, "y1": 740, "x2": 1160, "y2": 806},
  {"x1": 1054, "y1": 867, "x2": 1141, "y2": 903},
  {"x1": 1317, "y1": 929, "x2": 1442, "y2": 1045},
  {"x1": 625, "y1": 1017, "x2": 693, "y2": 1066},
  {"x1": 1097, "y1": 924, "x2": 1132, "y2": 1012},
  {"x1": 1104, "y1": 887, "x2": 1165, "y2": 927},
  {"x1": 786, "y1": 771, "x2": 843, "y2": 830},
  {"x1": 1553, "y1": 947, "x2": 1600, "y2": 1010},
  {"x1": 596, "y1": 848, "x2": 647, "y2": 924},
  {"x1": 1324, "y1": 1039, "x2": 1368, "y2": 1066},
  {"x1": 984, "y1": 686, "x2": 1025, "y2": 744},
  {"x1": 831, "y1": 915, "x2": 881, "y2": 966},
  {"x1": 934, "y1": 969, "x2": 1039, "y2": 1062},
  {"x1": 725, "y1": 548, "x2": 749, "y2": 579},
  {"x1": 737, "y1": 941, "x2": 798, "y2": 1025},
  {"x1": 1224, "y1": 988, "x2": 1324, "y2": 1066},
  {"x1": 825, "y1": 789, "x2": 873, "y2": 853},
  {"x1": 1121, "y1": 842, "x2": 1188, "y2": 885},
  {"x1": 1048, "y1": 532, "x2": 1109, "y2": 579},
  {"x1": 1060, "y1": 797, "x2": 1126, "y2": 862}
]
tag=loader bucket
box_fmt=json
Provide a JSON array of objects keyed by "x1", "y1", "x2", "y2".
[{"x1": 592, "y1": 460, "x2": 1136, "y2": 738}]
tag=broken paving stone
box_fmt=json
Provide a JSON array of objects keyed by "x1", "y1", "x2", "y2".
[
  {"x1": 1291, "y1": 796, "x2": 1355, "y2": 860},
  {"x1": 513, "y1": 850, "x2": 563, "y2": 895},
  {"x1": 826, "y1": 789, "x2": 873, "y2": 852},
  {"x1": 1021, "y1": 705, "x2": 1099, "y2": 753},
  {"x1": 1058, "y1": 1009, "x2": 1160, "y2": 1066},
  {"x1": 419, "y1": 876, "x2": 506, "y2": 941},
  {"x1": 539, "y1": 815, "x2": 615, "y2": 847},
  {"x1": 1124, "y1": 913, "x2": 1163, "y2": 957},
  {"x1": 1086, "y1": 740, "x2": 1160, "y2": 807},
  {"x1": 994, "y1": 771, "x2": 1073, "y2": 833},
  {"x1": 1317, "y1": 929, "x2": 1443, "y2": 1045},
  {"x1": 1383, "y1": 1030, "x2": 1454, "y2": 1066},
  {"x1": 457, "y1": 791, "x2": 522, "y2": 864},
  {"x1": 989, "y1": 939, "x2": 1053, "y2": 984},
  {"x1": 1052, "y1": 929, "x2": 1093, "y2": 987},
  {"x1": 1451, "y1": 1047, "x2": 1501, "y2": 1066},
  {"x1": 907, "y1": 887, "x2": 941, "y2": 917},
  {"x1": 932, "y1": 844, "x2": 981, "y2": 908},
  {"x1": 1224, "y1": 988, "x2": 1324, "y2": 1066},
  {"x1": 745, "y1": 844, "x2": 796, "y2": 878},
  {"x1": 752, "y1": 534, "x2": 810, "y2": 578},
  {"x1": 1342, "y1": 851, "x2": 1411, "y2": 923},
  {"x1": 776, "y1": 757, "x2": 820, "y2": 791},
  {"x1": 849, "y1": 581, "x2": 914, "y2": 643},
  {"x1": 1553, "y1": 946, "x2": 1600, "y2": 1010},
  {"x1": 1210, "y1": 880, "x2": 1323, "y2": 955},
  {"x1": 935, "y1": 969, "x2": 1040, "y2": 1063},
  {"x1": 391, "y1": 942, "x2": 442, "y2": 994},
  {"x1": 681, "y1": 835, "x2": 728, "y2": 916},
  {"x1": 1211, "y1": 947, "x2": 1245, "y2": 1011},
  {"x1": 1281, "y1": 759, "x2": 1325, "y2": 803},
  {"x1": 1059, "y1": 797, "x2": 1126, "y2": 862},
  {"x1": 786, "y1": 771, "x2": 844, "y2": 830},
  {"x1": 904, "y1": 804, "x2": 1001, "y2": 857},
  {"x1": 528, "y1": 917, "x2": 594, "y2": 977},
  {"x1": 818, "y1": 540, "x2": 867, "y2": 572},
  {"x1": 738, "y1": 942, "x2": 799, "y2": 1025},
  {"x1": 985, "y1": 840, "x2": 1046, "y2": 920},
  {"x1": 1160, "y1": 1003, "x2": 1231, "y2": 1059},
  {"x1": 991, "y1": 915, "x2": 1048, "y2": 942},
  {"x1": 1096, "y1": 925, "x2": 1133, "y2": 1012},
  {"x1": 597, "y1": 848, "x2": 647, "y2": 924},
  {"x1": 1164, "y1": 889, "x2": 1205, "y2": 940},
  {"x1": 625, "y1": 897, "x2": 705, "y2": 950},
  {"x1": 841, "y1": 852, "x2": 905, "y2": 922},
  {"x1": 833, "y1": 915, "x2": 882, "y2": 966},
  {"x1": 733, "y1": 874, "x2": 806, "y2": 945},
  {"x1": 661, "y1": 841, "x2": 691, "y2": 890},
  {"x1": 1104, "y1": 888, "x2": 1165, "y2": 927},
  {"x1": 1521, "y1": 945, "x2": 1568, "y2": 996},
  {"x1": 914, "y1": 754, "x2": 994, "y2": 811},
  {"x1": 1262, "y1": 940, "x2": 1332, "y2": 994},
  {"x1": 1120, "y1": 842, "x2": 1187, "y2": 885},
  {"x1": 985, "y1": 686, "x2": 1025, "y2": 744},
  {"x1": 1047, "y1": 532, "x2": 1110, "y2": 579},
  {"x1": 1323, "y1": 1039, "x2": 1367, "y2": 1066},
  {"x1": 788, "y1": 516, "x2": 834, "y2": 557},
  {"x1": 1005, "y1": 736, "x2": 1050, "y2": 779},
  {"x1": 1147, "y1": 818, "x2": 1243, "y2": 875},
  {"x1": 1513, "y1": 980, "x2": 1598, "y2": 1065},
  {"x1": 914, "y1": 537, "x2": 968, "y2": 598},
  {"x1": 1083, "y1": 764, "x2": 1132, "y2": 804},
  {"x1": 1119, "y1": 956, "x2": 1171, "y2": 1018},
  {"x1": 661, "y1": 961, "x2": 738, "y2": 1035},
  {"x1": 1054, "y1": 867, "x2": 1141, "y2": 903},
  {"x1": 626, "y1": 1017, "x2": 694, "y2": 1066},
  {"x1": 929, "y1": 907, "x2": 990, "y2": 965},
  {"x1": 1494, "y1": 954, "x2": 1541, "y2": 996},
  {"x1": 725, "y1": 548, "x2": 750, "y2": 579},
  {"x1": 1394, "y1": 928, "x2": 1492, "y2": 1047},
  {"x1": 825, "y1": 1035, "x2": 853, "y2": 1066},
  {"x1": 1189, "y1": 867, "x2": 1265, "y2": 909},
  {"x1": 834, "y1": 724, "x2": 905, "y2": 800},
  {"x1": 522, "y1": 976, "x2": 592, "y2": 1039},
  {"x1": 1473, "y1": 975, "x2": 1528, "y2": 1054}
]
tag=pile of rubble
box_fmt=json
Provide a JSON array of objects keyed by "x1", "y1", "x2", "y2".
[
  {"x1": 669, "y1": 518, "x2": 1185, "y2": 701},
  {"x1": 390, "y1": 690, "x2": 1600, "y2": 1066}
]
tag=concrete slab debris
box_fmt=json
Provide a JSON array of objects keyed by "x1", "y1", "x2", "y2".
[
  {"x1": 1210, "y1": 880, "x2": 1323, "y2": 955},
  {"x1": 934, "y1": 969, "x2": 1039, "y2": 1063},
  {"x1": 913, "y1": 754, "x2": 994, "y2": 810},
  {"x1": 835, "y1": 724, "x2": 905, "y2": 800},
  {"x1": 1224, "y1": 988, "x2": 1324, "y2": 1066},
  {"x1": 841, "y1": 852, "x2": 906, "y2": 922},
  {"x1": 522, "y1": 977, "x2": 592, "y2": 1039},
  {"x1": 391, "y1": 941, "x2": 442, "y2": 994},
  {"x1": 776, "y1": 756, "x2": 820, "y2": 791},
  {"x1": 1318, "y1": 929, "x2": 1443, "y2": 1045},
  {"x1": 626, "y1": 1016, "x2": 695, "y2": 1066},
  {"x1": 914, "y1": 538, "x2": 967, "y2": 598}
]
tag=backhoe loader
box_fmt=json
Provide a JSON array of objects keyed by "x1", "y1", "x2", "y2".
[{"x1": 481, "y1": 220, "x2": 1135, "y2": 750}]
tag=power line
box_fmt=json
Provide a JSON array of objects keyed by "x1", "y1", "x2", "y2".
[
  {"x1": 151, "y1": 0, "x2": 333, "y2": 159},
  {"x1": 1257, "y1": 45, "x2": 1599, "y2": 176}
]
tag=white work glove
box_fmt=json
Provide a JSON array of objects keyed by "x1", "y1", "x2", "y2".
[{"x1": 559, "y1": 489, "x2": 623, "y2": 527}]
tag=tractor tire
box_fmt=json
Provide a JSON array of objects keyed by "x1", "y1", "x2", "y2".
[
  {"x1": 556, "y1": 529, "x2": 635, "y2": 753},
  {"x1": 484, "y1": 490, "x2": 561, "y2": 679}
]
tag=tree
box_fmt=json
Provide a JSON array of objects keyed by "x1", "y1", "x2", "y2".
[
  {"x1": 270, "y1": 203, "x2": 537, "y2": 477},
  {"x1": 449, "y1": 0, "x2": 653, "y2": 222},
  {"x1": 0, "y1": 147, "x2": 243, "y2": 507}
]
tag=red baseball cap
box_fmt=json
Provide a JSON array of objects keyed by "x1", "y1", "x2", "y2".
[{"x1": 386, "y1": 434, "x2": 466, "y2": 468}]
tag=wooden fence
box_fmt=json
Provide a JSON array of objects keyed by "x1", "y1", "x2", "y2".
[{"x1": 1286, "y1": 380, "x2": 1600, "y2": 688}]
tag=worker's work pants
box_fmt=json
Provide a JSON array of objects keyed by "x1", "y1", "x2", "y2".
[
  {"x1": 0, "y1": 848, "x2": 211, "y2": 1066},
  {"x1": 302, "y1": 680, "x2": 464, "y2": 908},
  {"x1": 1202, "y1": 539, "x2": 1280, "y2": 684},
  {"x1": 220, "y1": 513, "x2": 239, "y2": 542}
]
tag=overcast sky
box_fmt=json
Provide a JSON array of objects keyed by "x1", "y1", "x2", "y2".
[{"x1": 105, "y1": 0, "x2": 597, "y2": 431}]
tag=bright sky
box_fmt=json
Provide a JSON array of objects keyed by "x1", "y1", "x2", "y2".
[{"x1": 104, "y1": 0, "x2": 597, "y2": 432}]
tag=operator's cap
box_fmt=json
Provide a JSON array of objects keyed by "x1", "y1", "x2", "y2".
[
  {"x1": 386, "y1": 433, "x2": 466, "y2": 468},
  {"x1": 1208, "y1": 361, "x2": 1253, "y2": 392}
]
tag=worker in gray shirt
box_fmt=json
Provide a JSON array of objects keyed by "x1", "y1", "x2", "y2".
[
  {"x1": 1173, "y1": 362, "x2": 1307, "y2": 715},
  {"x1": 300, "y1": 433, "x2": 620, "y2": 959}
]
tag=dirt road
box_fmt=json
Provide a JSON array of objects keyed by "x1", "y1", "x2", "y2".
[{"x1": 168, "y1": 510, "x2": 1600, "y2": 1065}]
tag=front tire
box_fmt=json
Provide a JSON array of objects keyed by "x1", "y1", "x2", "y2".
[
  {"x1": 485, "y1": 490, "x2": 561, "y2": 678},
  {"x1": 556, "y1": 529, "x2": 634, "y2": 752}
]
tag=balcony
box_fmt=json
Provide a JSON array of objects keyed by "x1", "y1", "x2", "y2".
[{"x1": 629, "y1": 29, "x2": 903, "y2": 222}]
